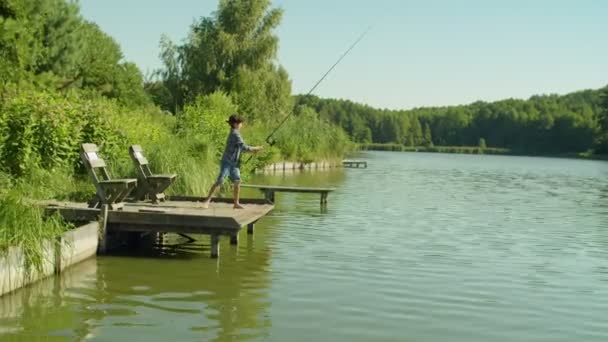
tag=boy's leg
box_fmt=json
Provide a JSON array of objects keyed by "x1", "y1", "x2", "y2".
[
  {"x1": 233, "y1": 181, "x2": 244, "y2": 209},
  {"x1": 230, "y1": 166, "x2": 244, "y2": 209},
  {"x1": 202, "y1": 184, "x2": 220, "y2": 209},
  {"x1": 203, "y1": 163, "x2": 228, "y2": 208}
]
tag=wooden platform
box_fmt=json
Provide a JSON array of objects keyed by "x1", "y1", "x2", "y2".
[
  {"x1": 42, "y1": 198, "x2": 273, "y2": 258},
  {"x1": 241, "y1": 184, "x2": 335, "y2": 206},
  {"x1": 342, "y1": 160, "x2": 367, "y2": 168}
]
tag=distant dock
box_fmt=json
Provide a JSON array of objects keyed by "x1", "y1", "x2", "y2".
[{"x1": 342, "y1": 160, "x2": 367, "y2": 168}]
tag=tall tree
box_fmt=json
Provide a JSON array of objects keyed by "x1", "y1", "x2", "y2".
[
  {"x1": 423, "y1": 123, "x2": 433, "y2": 146},
  {"x1": 0, "y1": 0, "x2": 149, "y2": 105},
  {"x1": 158, "y1": 0, "x2": 292, "y2": 119},
  {"x1": 597, "y1": 86, "x2": 608, "y2": 153}
]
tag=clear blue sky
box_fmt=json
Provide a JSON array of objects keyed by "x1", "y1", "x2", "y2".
[{"x1": 80, "y1": 0, "x2": 608, "y2": 110}]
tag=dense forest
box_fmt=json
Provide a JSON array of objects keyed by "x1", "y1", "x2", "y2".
[{"x1": 297, "y1": 86, "x2": 608, "y2": 155}]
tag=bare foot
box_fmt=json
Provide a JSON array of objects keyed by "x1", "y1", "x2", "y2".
[
  {"x1": 202, "y1": 201, "x2": 210, "y2": 209},
  {"x1": 233, "y1": 204, "x2": 245, "y2": 209}
]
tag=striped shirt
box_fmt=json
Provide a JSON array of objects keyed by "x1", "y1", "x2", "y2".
[{"x1": 221, "y1": 128, "x2": 252, "y2": 165}]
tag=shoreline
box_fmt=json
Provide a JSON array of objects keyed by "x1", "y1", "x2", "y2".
[{"x1": 358, "y1": 144, "x2": 608, "y2": 161}]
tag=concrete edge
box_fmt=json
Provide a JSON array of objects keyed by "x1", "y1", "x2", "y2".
[{"x1": 0, "y1": 221, "x2": 99, "y2": 297}]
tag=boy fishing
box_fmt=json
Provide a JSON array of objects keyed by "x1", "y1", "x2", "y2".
[{"x1": 202, "y1": 114, "x2": 263, "y2": 209}]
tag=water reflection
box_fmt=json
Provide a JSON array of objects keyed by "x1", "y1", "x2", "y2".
[
  {"x1": 7, "y1": 153, "x2": 607, "y2": 341},
  {"x1": 0, "y1": 231, "x2": 274, "y2": 341},
  {"x1": 0, "y1": 259, "x2": 99, "y2": 340},
  {"x1": 0, "y1": 168, "x2": 348, "y2": 341}
]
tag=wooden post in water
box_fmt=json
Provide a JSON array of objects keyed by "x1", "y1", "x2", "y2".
[
  {"x1": 230, "y1": 232, "x2": 239, "y2": 245},
  {"x1": 210, "y1": 234, "x2": 220, "y2": 258},
  {"x1": 320, "y1": 192, "x2": 328, "y2": 206},
  {"x1": 264, "y1": 190, "x2": 275, "y2": 203},
  {"x1": 54, "y1": 235, "x2": 62, "y2": 274},
  {"x1": 98, "y1": 204, "x2": 109, "y2": 254}
]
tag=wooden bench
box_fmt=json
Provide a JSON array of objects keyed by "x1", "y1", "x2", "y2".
[
  {"x1": 128, "y1": 145, "x2": 177, "y2": 203},
  {"x1": 241, "y1": 184, "x2": 335, "y2": 206},
  {"x1": 80, "y1": 143, "x2": 137, "y2": 210}
]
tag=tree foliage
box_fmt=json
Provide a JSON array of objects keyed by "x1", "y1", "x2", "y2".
[
  {"x1": 298, "y1": 88, "x2": 606, "y2": 155},
  {"x1": 596, "y1": 86, "x2": 608, "y2": 153},
  {"x1": 155, "y1": 0, "x2": 292, "y2": 120},
  {"x1": 0, "y1": 0, "x2": 149, "y2": 106}
]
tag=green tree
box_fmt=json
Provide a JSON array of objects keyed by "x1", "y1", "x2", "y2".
[
  {"x1": 158, "y1": 0, "x2": 291, "y2": 120},
  {"x1": 597, "y1": 86, "x2": 608, "y2": 153},
  {"x1": 410, "y1": 118, "x2": 423, "y2": 146},
  {"x1": 479, "y1": 137, "x2": 487, "y2": 149},
  {"x1": 423, "y1": 123, "x2": 433, "y2": 146},
  {"x1": 156, "y1": 35, "x2": 183, "y2": 113},
  {"x1": 0, "y1": 1, "x2": 149, "y2": 105}
]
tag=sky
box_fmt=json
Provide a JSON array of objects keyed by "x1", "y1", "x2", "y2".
[{"x1": 80, "y1": 0, "x2": 608, "y2": 110}]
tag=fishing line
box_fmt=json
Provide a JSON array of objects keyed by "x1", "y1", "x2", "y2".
[{"x1": 245, "y1": 26, "x2": 371, "y2": 164}]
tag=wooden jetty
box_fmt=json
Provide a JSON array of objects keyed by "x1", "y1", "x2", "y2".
[
  {"x1": 43, "y1": 198, "x2": 273, "y2": 258},
  {"x1": 241, "y1": 184, "x2": 335, "y2": 206},
  {"x1": 342, "y1": 160, "x2": 367, "y2": 168}
]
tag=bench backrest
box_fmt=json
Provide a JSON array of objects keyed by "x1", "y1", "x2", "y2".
[
  {"x1": 129, "y1": 145, "x2": 153, "y2": 178},
  {"x1": 80, "y1": 143, "x2": 113, "y2": 185}
]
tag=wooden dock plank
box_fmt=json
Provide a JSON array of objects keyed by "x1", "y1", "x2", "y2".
[
  {"x1": 43, "y1": 200, "x2": 273, "y2": 233},
  {"x1": 240, "y1": 184, "x2": 335, "y2": 193},
  {"x1": 41, "y1": 198, "x2": 274, "y2": 258}
]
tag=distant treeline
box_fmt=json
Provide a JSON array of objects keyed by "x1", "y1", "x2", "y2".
[
  {"x1": 359, "y1": 143, "x2": 511, "y2": 155},
  {"x1": 297, "y1": 87, "x2": 608, "y2": 155}
]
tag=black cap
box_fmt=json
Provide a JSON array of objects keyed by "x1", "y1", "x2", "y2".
[{"x1": 226, "y1": 114, "x2": 244, "y2": 124}]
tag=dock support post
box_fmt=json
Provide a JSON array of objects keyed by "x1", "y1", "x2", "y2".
[
  {"x1": 210, "y1": 234, "x2": 220, "y2": 258},
  {"x1": 230, "y1": 232, "x2": 239, "y2": 245},
  {"x1": 54, "y1": 235, "x2": 62, "y2": 274},
  {"x1": 98, "y1": 204, "x2": 109, "y2": 254},
  {"x1": 320, "y1": 192, "x2": 328, "y2": 206},
  {"x1": 264, "y1": 190, "x2": 275, "y2": 203},
  {"x1": 247, "y1": 223, "x2": 255, "y2": 235}
]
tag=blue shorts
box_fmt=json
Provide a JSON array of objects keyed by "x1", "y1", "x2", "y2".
[{"x1": 215, "y1": 161, "x2": 241, "y2": 185}]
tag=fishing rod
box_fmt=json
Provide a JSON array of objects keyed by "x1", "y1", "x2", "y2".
[
  {"x1": 264, "y1": 26, "x2": 371, "y2": 146},
  {"x1": 245, "y1": 26, "x2": 371, "y2": 164}
]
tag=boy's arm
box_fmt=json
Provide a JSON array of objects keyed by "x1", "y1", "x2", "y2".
[{"x1": 235, "y1": 131, "x2": 262, "y2": 152}]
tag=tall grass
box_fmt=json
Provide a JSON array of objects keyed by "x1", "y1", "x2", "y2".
[{"x1": 0, "y1": 189, "x2": 71, "y2": 274}]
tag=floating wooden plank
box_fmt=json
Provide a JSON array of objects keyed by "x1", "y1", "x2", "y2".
[
  {"x1": 240, "y1": 185, "x2": 335, "y2": 193},
  {"x1": 240, "y1": 184, "x2": 335, "y2": 207}
]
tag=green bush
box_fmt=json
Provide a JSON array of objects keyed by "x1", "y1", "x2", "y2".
[{"x1": 0, "y1": 90, "x2": 121, "y2": 176}]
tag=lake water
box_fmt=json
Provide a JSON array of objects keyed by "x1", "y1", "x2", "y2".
[{"x1": 1, "y1": 151, "x2": 608, "y2": 341}]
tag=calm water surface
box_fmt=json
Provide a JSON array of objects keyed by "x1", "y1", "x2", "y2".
[{"x1": 1, "y1": 152, "x2": 608, "y2": 341}]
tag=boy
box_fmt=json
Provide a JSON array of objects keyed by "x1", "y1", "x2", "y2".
[{"x1": 202, "y1": 114, "x2": 263, "y2": 209}]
